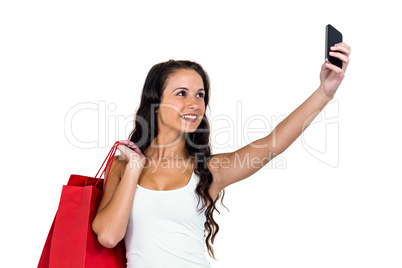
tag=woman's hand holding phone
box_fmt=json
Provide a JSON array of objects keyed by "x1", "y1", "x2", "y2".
[{"x1": 319, "y1": 42, "x2": 351, "y2": 98}]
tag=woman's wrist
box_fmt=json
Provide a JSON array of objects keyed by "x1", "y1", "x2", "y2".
[
  {"x1": 123, "y1": 163, "x2": 143, "y2": 179},
  {"x1": 317, "y1": 84, "x2": 335, "y2": 103}
]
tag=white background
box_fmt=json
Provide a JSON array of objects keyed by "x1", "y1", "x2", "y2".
[{"x1": 1, "y1": 0, "x2": 401, "y2": 267}]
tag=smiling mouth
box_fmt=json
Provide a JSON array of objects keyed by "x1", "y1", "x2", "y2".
[{"x1": 180, "y1": 115, "x2": 198, "y2": 120}]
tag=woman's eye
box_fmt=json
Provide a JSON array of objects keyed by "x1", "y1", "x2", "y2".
[{"x1": 177, "y1": 91, "x2": 204, "y2": 98}]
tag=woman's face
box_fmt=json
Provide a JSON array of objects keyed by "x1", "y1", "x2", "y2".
[{"x1": 157, "y1": 68, "x2": 206, "y2": 135}]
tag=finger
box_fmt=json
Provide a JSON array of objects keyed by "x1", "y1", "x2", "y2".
[
  {"x1": 330, "y1": 47, "x2": 350, "y2": 58},
  {"x1": 133, "y1": 147, "x2": 142, "y2": 154},
  {"x1": 331, "y1": 43, "x2": 351, "y2": 56},
  {"x1": 328, "y1": 51, "x2": 350, "y2": 70},
  {"x1": 325, "y1": 62, "x2": 343, "y2": 74},
  {"x1": 337, "y1": 42, "x2": 351, "y2": 51},
  {"x1": 117, "y1": 144, "x2": 130, "y2": 151},
  {"x1": 329, "y1": 51, "x2": 349, "y2": 63},
  {"x1": 124, "y1": 144, "x2": 143, "y2": 155},
  {"x1": 127, "y1": 141, "x2": 142, "y2": 153},
  {"x1": 118, "y1": 140, "x2": 130, "y2": 146},
  {"x1": 125, "y1": 140, "x2": 136, "y2": 147},
  {"x1": 321, "y1": 62, "x2": 331, "y2": 72},
  {"x1": 320, "y1": 62, "x2": 331, "y2": 76},
  {"x1": 116, "y1": 145, "x2": 134, "y2": 162},
  {"x1": 117, "y1": 140, "x2": 143, "y2": 155},
  {"x1": 118, "y1": 140, "x2": 135, "y2": 149},
  {"x1": 330, "y1": 46, "x2": 349, "y2": 56},
  {"x1": 116, "y1": 145, "x2": 126, "y2": 155}
]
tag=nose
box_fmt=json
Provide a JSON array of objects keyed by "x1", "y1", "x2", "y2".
[{"x1": 187, "y1": 97, "x2": 199, "y2": 110}]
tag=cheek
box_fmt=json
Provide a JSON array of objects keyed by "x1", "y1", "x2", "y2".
[
  {"x1": 160, "y1": 108, "x2": 178, "y2": 120},
  {"x1": 159, "y1": 102, "x2": 184, "y2": 120},
  {"x1": 160, "y1": 98, "x2": 184, "y2": 115},
  {"x1": 200, "y1": 103, "x2": 206, "y2": 114},
  {"x1": 170, "y1": 101, "x2": 186, "y2": 115}
]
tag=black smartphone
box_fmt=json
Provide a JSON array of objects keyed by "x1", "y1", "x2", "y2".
[{"x1": 325, "y1": 24, "x2": 343, "y2": 68}]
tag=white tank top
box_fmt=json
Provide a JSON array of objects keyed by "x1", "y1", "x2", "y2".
[{"x1": 124, "y1": 170, "x2": 212, "y2": 268}]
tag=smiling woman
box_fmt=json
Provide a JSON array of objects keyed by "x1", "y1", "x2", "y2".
[
  {"x1": 91, "y1": 42, "x2": 351, "y2": 267},
  {"x1": 92, "y1": 60, "x2": 226, "y2": 268},
  {"x1": 158, "y1": 68, "x2": 206, "y2": 133}
]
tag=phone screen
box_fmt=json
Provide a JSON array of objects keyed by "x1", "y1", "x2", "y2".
[{"x1": 325, "y1": 24, "x2": 343, "y2": 69}]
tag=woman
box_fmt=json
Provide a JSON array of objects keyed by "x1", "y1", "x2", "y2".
[{"x1": 92, "y1": 42, "x2": 351, "y2": 267}]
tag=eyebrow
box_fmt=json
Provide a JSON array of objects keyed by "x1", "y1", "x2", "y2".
[{"x1": 173, "y1": 87, "x2": 205, "y2": 93}]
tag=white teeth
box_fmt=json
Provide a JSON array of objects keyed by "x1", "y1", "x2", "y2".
[{"x1": 181, "y1": 115, "x2": 197, "y2": 120}]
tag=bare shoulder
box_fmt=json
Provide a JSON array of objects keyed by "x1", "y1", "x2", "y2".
[
  {"x1": 207, "y1": 153, "x2": 231, "y2": 177},
  {"x1": 206, "y1": 154, "x2": 222, "y2": 175},
  {"x1": 97, "y1": 155, "x2": 127, "y2": 212},
  {"x1": 104, "y1": 155, "x2": 127, "y2": 180}
]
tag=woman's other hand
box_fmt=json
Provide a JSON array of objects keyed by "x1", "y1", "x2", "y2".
[{"x1": 116, "y1": 140, "x2": 147, "y2": 171}]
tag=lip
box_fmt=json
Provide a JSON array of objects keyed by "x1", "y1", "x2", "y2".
[
  {"x1": 181, "y1": 113, "x2": 199, "y2": 117},
  {"x1": 180, "y1": 113, "x2": 199, "y2": 122}
]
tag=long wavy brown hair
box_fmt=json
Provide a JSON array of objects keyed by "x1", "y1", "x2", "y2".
[{"x1": 127, "y1": 60, "x2": 228, "y2": 259}]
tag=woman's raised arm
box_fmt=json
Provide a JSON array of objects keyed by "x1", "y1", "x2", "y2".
[{"x1": 209, "y1": 43, "x2": 351, "y2": 192}]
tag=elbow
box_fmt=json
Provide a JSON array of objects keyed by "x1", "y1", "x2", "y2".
[
  {"x1": 92, "y1": 221, "x2": 123, "y2": 248},
  {"x1": 97, "y1": 233, "x2": 121, "y2": 249},
  {"x1": 271, "y1": 140, "x2": 288, "y2": 156},
  {"x1": 273, "y1": 148, "x2": 285, "y2": 157},
  {"x1": 265, "y1": 135, "x2": 285, "y2": 157},
  {"x1": 267, "y1": 147, "x2": 284, "y2": 160}
]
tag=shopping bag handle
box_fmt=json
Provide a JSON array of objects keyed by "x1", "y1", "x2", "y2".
[{"x1": 94, "y1": 141, "x2": 121, "y2": 191}]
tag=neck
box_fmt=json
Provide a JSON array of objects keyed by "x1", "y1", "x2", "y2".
[{"x1": 144, "y1": 134, "x2": 189, "y2": 161}]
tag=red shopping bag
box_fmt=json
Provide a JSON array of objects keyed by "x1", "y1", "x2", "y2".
[{"x1": 38, "y1": 141, "x2": 126, "y2": 268}]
